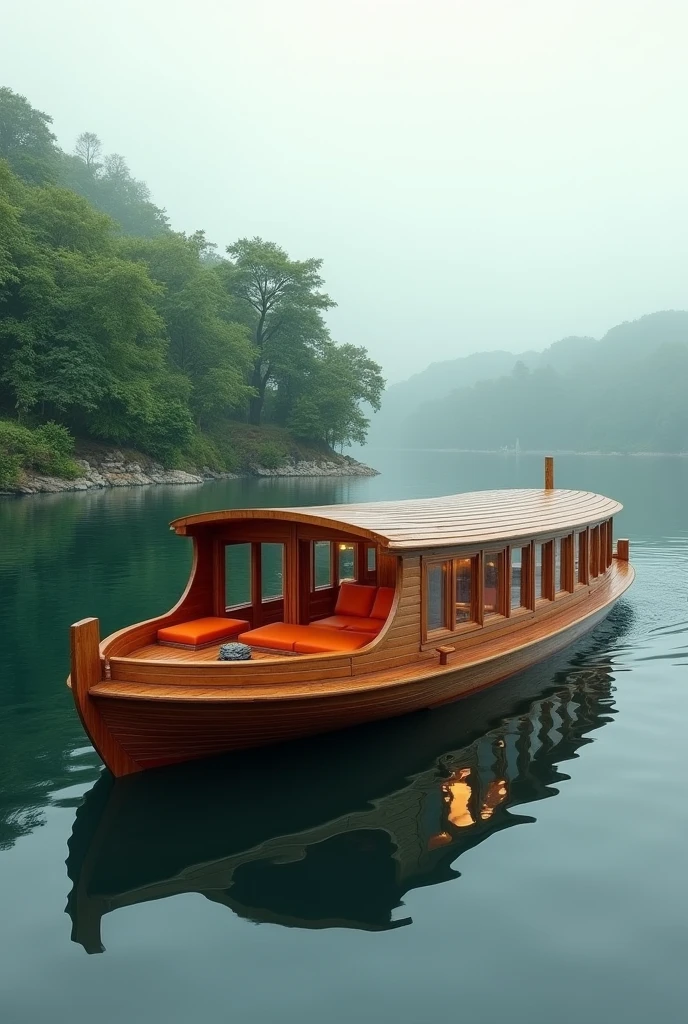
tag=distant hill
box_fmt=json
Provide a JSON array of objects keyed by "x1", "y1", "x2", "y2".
[{"x1": 369, "y1": 311, "x2": 688, "y2": 454}]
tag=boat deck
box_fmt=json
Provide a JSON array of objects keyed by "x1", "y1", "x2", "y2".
[{"x1": 130, "y1": 644, "x2": 282, "y2": 663}]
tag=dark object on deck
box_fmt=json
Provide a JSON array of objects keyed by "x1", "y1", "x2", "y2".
[{"x1": 218, "y1": 642, "x2": 252, "y2": 662}]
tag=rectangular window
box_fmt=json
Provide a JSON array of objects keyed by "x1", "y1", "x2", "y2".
[
  {"x1": 590, "y1": 527, "x2": 600, "y2": 579},
  {"x1": 338, "y1": 543, "x2": 356, "y2": 582},
  {"x1": 535, "y1": 543, "x2": 543, "y2": 600},
  {"x1": 225, "y1": 543, "x2": 251, "y2": 609},
  {"x1": 599, "y1": 522, "x2": 607, "y2": 572},
  {"x1": 577, "y1": 530, "x2": 588, "y2": 585},
  {"x1": 455, "y1": 556, "x2": 476, "y2": 624},
  {"x1": 313, "y1": 541, "x2": 332, "y2": 590},
  {"x1": 554, "y1": 538, "x2": 563, "y2": 593},
  {"x1": 484, "y1": 552, "x2": 504, "y2": 616},
  {"x1": 511, "y1": 546, "x2": 530, "y2": 611},
  {"x1": 607, "y1": 519, "x2": 613, "y2": 568},
  {"x1": 427, "y1": 562, "x2": 449, "y2": 632},
  {"x1": 261, "y1": 542, "x2": 284, "y2": 600},
  {"x1": 367, "y1": 546, "x2": 377, "y2": 572}
]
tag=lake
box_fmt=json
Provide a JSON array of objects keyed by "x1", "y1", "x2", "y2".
[{"x1": 1, "y1": 450, "x2": 687, "y2": 1023}]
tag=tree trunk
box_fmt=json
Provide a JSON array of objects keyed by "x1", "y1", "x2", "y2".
[{"x1": 248, "y1": 361, "x2": 266, "y2": 426}]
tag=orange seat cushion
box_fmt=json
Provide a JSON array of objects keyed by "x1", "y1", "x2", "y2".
[
  {"x1": 334, "y1": 582, "x2": 377, "y2": 618},
  {"x1": 310, "y1": 614, "x2": 376, "y2": 632},
  {"x1": 293, "y1": 629, "x2": 373, "y2": 654},
  {"x1": 237, "y1": 623, "x2": 307, "y2": 652},
  {"x1": 370, "y1": 586, "x2": 395, "y2": 620},
  {"x1": 158, "y1": 617, "x2": 250, "y2": 647}
]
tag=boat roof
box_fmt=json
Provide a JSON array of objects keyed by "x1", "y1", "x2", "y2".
[{"x1": 171, "y1": 488, "x2": 622, "y2": 551}]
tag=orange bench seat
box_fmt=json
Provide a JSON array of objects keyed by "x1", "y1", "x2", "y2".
[
  {"x1": 311, "y1": 585, "x2": 396, "y2": 635},
  {"x1": 312, "y1": 615, "x2": 382, "y2": 634},
  {"x1": 237, "y1": 622, "x2": 374, "y2": 655},
  {"x1": 157, "y1": 616, "x2": 250, "y2": 649}
]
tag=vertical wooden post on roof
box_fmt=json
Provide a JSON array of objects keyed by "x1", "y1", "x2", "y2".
[{"x1": 545, "y1": 456, "x2": 554, "y2": 490}]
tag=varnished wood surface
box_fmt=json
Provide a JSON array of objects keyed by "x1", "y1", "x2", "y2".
[
  {"x1": 170, "y1": 489, "x2": 622, "y2": 551},
  {"x1": 78, "y1": 562, "x2": 634, "y2": 774}
]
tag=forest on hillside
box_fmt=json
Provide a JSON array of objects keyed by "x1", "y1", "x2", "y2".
[
  {"x1": 371, "y1": 311, "x2": 688, "y2": 454},
  {"x1": 0, "y1": 88, "x2": 384, "y2": 486}
]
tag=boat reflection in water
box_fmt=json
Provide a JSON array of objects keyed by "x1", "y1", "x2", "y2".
[{"x1": 66, "y1": 617, "x2": 628, "y2": 952}]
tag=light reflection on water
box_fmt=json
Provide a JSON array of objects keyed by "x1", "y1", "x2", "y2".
[{"x1": 0, "y1": 452, "x2": 687, "y2": 1023}]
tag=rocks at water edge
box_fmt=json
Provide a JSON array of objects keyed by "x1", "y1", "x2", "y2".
[{"x1": 8, "y1": 451, "x2": 378, "y2": 495}]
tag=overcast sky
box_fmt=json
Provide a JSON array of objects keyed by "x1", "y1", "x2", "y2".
[{"x1": 3, "y1": 0, "x2": 688, "y2": 381}]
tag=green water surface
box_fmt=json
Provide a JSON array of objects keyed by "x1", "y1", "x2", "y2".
[{"x1": 0, "y1": 451, "x2": 686, "y2": 1023}]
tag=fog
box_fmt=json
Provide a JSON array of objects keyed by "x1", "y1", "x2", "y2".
[{"x1": 3, "y1": 0, "x2": 688, "y2": 380}]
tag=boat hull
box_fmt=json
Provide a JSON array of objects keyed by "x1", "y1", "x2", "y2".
[{"x1": 88, "y1": 596, "x2": 621, "y2": 774}]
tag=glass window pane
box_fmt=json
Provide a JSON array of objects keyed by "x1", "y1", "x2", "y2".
[
  {"x1": 554, "y1": 538, "x2": 562, "y2": 593},
  {"x1": 577, "y1": 531, "x2": 587, "y2": 584},
  {"x1": 427, "y1": 563, "x2": 448, "y2": 631},
  {"x1": 511, "y1": 547, "x2": 528, "y2": 610},
  {"x1": 367, "y1": 547, "x2": 376, "y2": 572},
  {"x1": 261, "y1": 542, "x2": 284, "y2": 600},
  {"x1": 535, "y1": 544, "x2": 543, "y2": 600},
  {"x1": 338, "y1": 543, "x2": 356, "y2": 582},
  {"x1": 484, "y1": 553, "x2": 501, "y2": 615},
  {"x1": 455, "y1": 557, "x2": 474, "y2": 623},
  {"x1": 226, "y1": 543, "x2": 251, "y2": 608},
  {"x1": 313, "y1": 541, "x2": 331, "y2": 589}
]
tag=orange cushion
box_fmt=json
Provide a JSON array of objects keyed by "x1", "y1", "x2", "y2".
[
  {"x1": 334, "y1": 583, "x2": 377, "y2": 618},
  {"x1": 370, "y1": 587, "x2": 394, "y2": 620},
  {"x1": 237, "y1": 623, "x2": 306, "y2": 652},
  {"x1": 158, "y1": 617, "x2": 249, "y2": 646},
  {"x1": 312, "y1": 615, "x2": 382, "y2": 634},
  {"x1": 293, "y1": 629, "x2": 373, "y2": 654}
]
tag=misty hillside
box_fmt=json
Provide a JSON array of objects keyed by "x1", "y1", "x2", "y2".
[{"x1": 368, "y1": 311, "x2": 688, "y2": 454}]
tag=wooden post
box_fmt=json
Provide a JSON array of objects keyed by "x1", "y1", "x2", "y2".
[
  {"x1": 70, "y1": 617, "x2": 103, "y2": 699},
  {"x1": 436, "y1": 645, "x2": 455, "y2": 666},
  {"x1": 544, "y1": 456, "x2": 554, "y2": 490},
  {"x1": 615, "y1": 538, "x2": 630, "y2": 561}
]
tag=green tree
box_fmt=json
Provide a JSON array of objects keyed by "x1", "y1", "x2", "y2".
[
  {"x1": 223, "y1": 237, "x2": 335, "y2": 425},
  {"x1": 0, "y1": 88, "x2": 59, "y2": 184},
  {"x1": 289, "y1": 342, "x2": 384, "y2": 449}
]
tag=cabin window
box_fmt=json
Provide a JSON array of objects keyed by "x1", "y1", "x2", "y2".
[
  {"x1": 484, "y1": 552, "x2": 504, "y2": 616},
  {"x1": 427, "y1": 562, "x2": 450, "y2": 632},
  {"x1": 225, "y1": 543, "x2": 251, "y2": 609},
  {"x1": 599, "y1": 522, "x2": 607, "y2": 572},
  {"x1": 577, "y1": 530, "x2": 588, "y2": 585},
  {"x1": 261, "y1": 542, "x2": 284, "y2": 601},
  {"x1": 534, "y1": 543, "x2": 544, "y2": 600},
  {"x1": 554, "y1": 538, "x2": 563, "y2": 594},
  {"x1": 455, "y1": 557, "x2": 477, "y2": 624},
  {"x1": 590, "y1": 527, "x2": 600, "y2": 578},
  {"x1": 511, "y1": 546, "x2": 530, "y2": 611},
  {"x1": 367, "y1": 546, "x2": 377, "y2": 573},
  {"x1": 338, "y1": 543, "x2": 357, "y2": 582},
  {"x1": 313, "y1": 541, "x2": 332, "y2": 590}
]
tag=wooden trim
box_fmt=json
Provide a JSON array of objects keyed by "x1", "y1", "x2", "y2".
[
  {"x1": 542, "y1": 541, "x2": 554, "y2": 601},
  {"x1": 615, "y1": 538, "x2": 630, "y2": 561}
]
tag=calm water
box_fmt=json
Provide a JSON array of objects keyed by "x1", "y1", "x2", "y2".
[{"x1": 1, "y1": 451, "x2": 687, "y2": 1023}]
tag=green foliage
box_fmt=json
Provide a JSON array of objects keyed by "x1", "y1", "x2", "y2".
[
  {"x1": 0, "y1": 419, "x2": 79, "y2": 486},
  {"x1": 0, "y1": 89, "x2": 385, "y2": 475},
  {"x1": 0, "y1": 87, "x2": 59, "y2": 184},
  {"x1": 223, "y1": 237, "x2": 336, "y2": 425},
  {"x1": 255, "y1": 440, "x2": 287, "y2": 469}
]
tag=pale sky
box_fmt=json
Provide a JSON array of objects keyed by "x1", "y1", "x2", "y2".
[{"x1": 3, "y1": 0, "x2": 688, "y2": 381}]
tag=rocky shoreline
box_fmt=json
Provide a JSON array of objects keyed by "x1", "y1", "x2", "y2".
[{"x1": 6, "y1": 451, "x2": 378, "y2": 495}]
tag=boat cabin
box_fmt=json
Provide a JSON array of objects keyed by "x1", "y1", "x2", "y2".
[{"x1": 159, "y1": 487, "x2": 625, "y2": 660}]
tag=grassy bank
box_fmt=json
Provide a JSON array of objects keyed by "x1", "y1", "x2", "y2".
[{"x1": 0, "y1": 418, "x2": 364, "y2": 491}]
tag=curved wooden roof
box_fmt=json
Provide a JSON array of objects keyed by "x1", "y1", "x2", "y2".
[{"x1": 171, "y1": 488, "x2": 622, "y2": 551}]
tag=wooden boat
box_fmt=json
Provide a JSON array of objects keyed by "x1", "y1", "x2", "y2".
[
  {"x1": 66, "y1": 642, "x2": 622, "y2": 951},
  {"x1": 68, "y1": 458, "x2": 634, "y2": 777}
]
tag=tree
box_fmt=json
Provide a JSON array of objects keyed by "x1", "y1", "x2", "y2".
[
  {"x1": 223, "y1": 237, "x2": 336, "y2": 425},
  {"x1": 74, "y1": 132, "x2": 102, "y2": 171},
  {"x1": 288, "y1": 342, "x2": 384, "y2": 449},
  {"x1": 0, "y1": 88, "x2": 59, "y2": 184}
]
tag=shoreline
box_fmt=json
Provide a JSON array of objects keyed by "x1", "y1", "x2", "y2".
[{"x1": 2, "y1": 451, "x2": 379, "y2": 497}]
